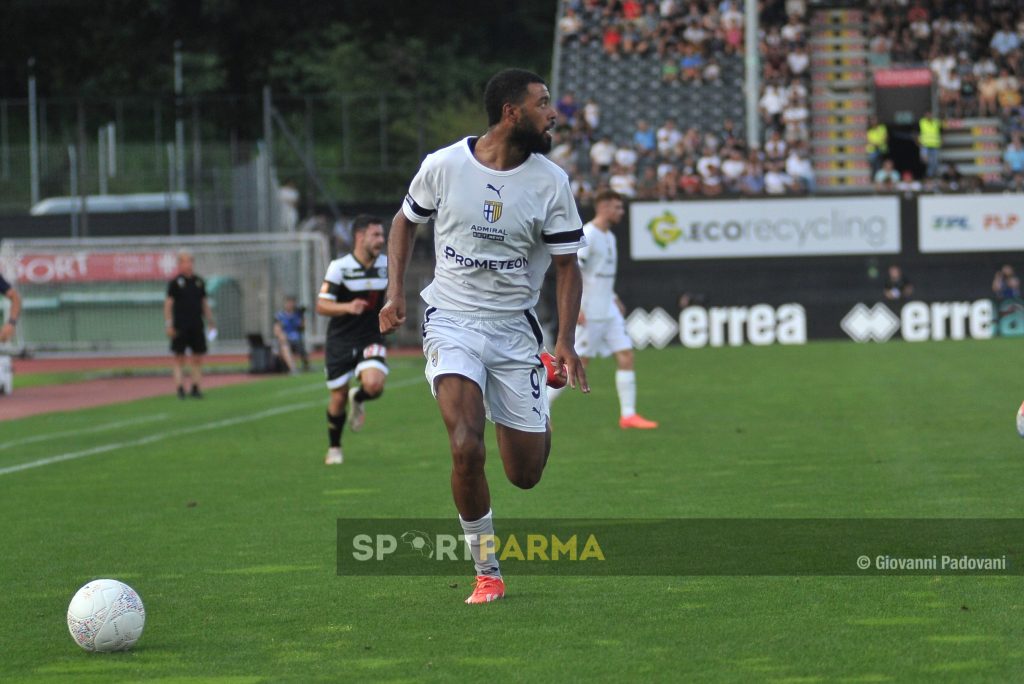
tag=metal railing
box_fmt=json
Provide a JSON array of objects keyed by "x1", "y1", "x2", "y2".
[{"x1": 0, "y1": 91, "x2": 429, "y2": 220}]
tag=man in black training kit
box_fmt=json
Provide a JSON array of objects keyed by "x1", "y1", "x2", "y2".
[
  {"x1": 164, "y1": 251, "x2": 216, "y2": 399},
  {"x1": 316, "y1": 215, "x2": 389, "y2": 465}
]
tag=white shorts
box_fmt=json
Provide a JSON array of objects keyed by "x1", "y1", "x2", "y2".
[
  {"x1": 422, "y1": 307, "x2": 549, "y2": 433},
  {"x1": 576, "y1": 309, "x2": 633, "y2": 358}
]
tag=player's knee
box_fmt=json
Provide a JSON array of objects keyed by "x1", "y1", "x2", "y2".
[
  {"x1": 450, "y1": 427, "x2": 485, "y2": 474},
  {"x1": 362, "y1": 380, "x2": 384, "y2": 398},
  {"x1": 509, "y1": 468, "x2": 542, "y2": 490}
]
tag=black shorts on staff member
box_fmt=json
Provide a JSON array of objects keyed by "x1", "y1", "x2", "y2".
[{"x1": 170, "y1": 326, "x2": 208, "y2": 355}]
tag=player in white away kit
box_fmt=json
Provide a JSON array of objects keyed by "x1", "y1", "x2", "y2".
[
  {"x1": 548, "y1": 190, "x2": 658, "y2": 429},
  {"x1": 379, "y1": 69, "x2": 590, "y2": 604}
]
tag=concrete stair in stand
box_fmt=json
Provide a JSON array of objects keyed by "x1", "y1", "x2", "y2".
[{"x1": 809, "y1": 7, "x2": 872, "y2": 192}]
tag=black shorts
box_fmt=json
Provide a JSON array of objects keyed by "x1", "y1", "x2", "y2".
[
  {"x1": 325, "y1": 341, "x2": 388, "y2": 389},
  {"x1": 171, "y1": 327, "x2": 207, "y2": 355},
  {"x1": 287, "y1": 338, "x2": 308, "y2": 358}
]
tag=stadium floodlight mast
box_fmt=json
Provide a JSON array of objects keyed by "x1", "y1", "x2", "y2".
[
  {"x1": 174, "y1": 41, "x2": 185, "y2": 195},
  {"x1": 744, "y1": 0, "x2": 760, "y2": 150},
  {"x1": 28, "y1": 57, "x2": 40, "y2": 208}
]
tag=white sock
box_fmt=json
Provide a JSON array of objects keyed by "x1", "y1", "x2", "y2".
[
  {"x1": 459, "y1": 509, "x2": 501, "y2": 578},
  {"x1": 547, "y1": 385, "x2": 566, "y2": 404},
  {"x1": 616, "y1": 369, "x2": 636, "y2": 418}
]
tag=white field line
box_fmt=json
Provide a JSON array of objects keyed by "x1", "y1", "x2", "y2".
[
  {"x1": 0, "y1": 413, "x2": 170, "y2": 451},
  {"x1": 272, "y1": 375, "x2": 425, "y2": 397},
  {"x1": 0, "y1": 375, "x2": 427, "y2": 478},
  {"x1": 0, "y1": 401, "x2": 320, "y2": 477}
]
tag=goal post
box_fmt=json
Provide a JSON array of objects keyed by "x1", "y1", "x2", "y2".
[{"x1": 0, "y1": 232, "x2": 331, "y2": 355}]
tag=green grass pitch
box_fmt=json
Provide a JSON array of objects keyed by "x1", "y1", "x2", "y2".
[{"x1": 2, "y1": 340, "x2": 1024, "y2": 682}]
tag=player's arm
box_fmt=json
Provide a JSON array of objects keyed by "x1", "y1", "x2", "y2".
[
  {"x1": 0, "y1": 287, "x2": 21, "y2": 342},
  {"x1": 381, "y1": 154, "x2": 437, "y2": 333},
  {"x1": 201, "y1": 296, "x2": 216, "y2": 331},
  {"x1": 613, "y1": 293, "x2": 626, "y2": 316},
  {"x1": 552, "y1": 253, "x2": 589, "y2": 393},
  {"x1": 379, "y1": 210, "x2": 418, "y2": 333},
  {"x1": 272, "y1": 320, "x2": 288, "y2": 344},
  {"x1": 316, "y1": 286, "x2": 368, "y2": 317},
  {"x1": 163, "y1": 296, "x2": 176, "y2": 338}
]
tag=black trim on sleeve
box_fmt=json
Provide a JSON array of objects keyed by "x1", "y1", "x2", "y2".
[
  {"x1": 404, "y1": 194, "x2": 432, "y2": 219},
  {"x1": 542, "y1": 228, "x2": 585, "y2": 245}
]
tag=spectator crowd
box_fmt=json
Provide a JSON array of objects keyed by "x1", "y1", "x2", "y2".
[
  {"x1": 555, "y1": 0, "x2": 1024, "y2": 201},
  {"x1": 555, "y1": 0, "x2": 813, "y2": 203}
]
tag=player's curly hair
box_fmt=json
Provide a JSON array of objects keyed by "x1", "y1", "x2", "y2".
[{"x1": 484, "y1": 68, "x2": 547, "y2": 127}]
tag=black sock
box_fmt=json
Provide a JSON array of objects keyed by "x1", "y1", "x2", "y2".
[
  {"x1": 354, "y1": 388, "x2": 380, "y2": 403},
  {"x1": 327, "y1": 410, "x2": 345, "y2": 448}
]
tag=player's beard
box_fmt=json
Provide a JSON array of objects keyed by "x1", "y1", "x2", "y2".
[{"x1": 510, "y1": 119, "x2": 552, "y2": 155}]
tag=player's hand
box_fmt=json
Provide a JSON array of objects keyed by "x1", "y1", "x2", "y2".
[
  {"x1": 348, "y1": 299, "x2": 369, "y2": 315},
  {"x1": 165, "y1": 326, "x2": 177, "y2": 339},
  {"x1": 0, "y1": 322, "x2": 13, "y2": 342},
  {"x1": 379, "y1": 297, "x2": 406, "y2": 334},
  {"x1": 555, "y1": 340, "x2": 589, "y2": 393},
  {"x1": 577, "y1": 312, "x2": 586, "y2": 325}
]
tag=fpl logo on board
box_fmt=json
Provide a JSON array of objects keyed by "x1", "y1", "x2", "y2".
[{"x1": 983, "y1": 213, "x2": 1019, "y2": 230}]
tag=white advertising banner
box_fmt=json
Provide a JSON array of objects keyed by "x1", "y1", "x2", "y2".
[
  {"x1": 918, "y1": 194, "x2": 1024, "y2": 253},
  {"x1": 630, "y1": 197, "x2": 901, "y2": 260}
]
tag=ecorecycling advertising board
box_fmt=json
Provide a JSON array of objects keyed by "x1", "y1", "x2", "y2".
[{"x1": 630, "y1": 197, "x2": 901, "y2": 260}]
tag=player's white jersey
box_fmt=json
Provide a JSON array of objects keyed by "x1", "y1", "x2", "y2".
[
  {"x1": 578, "y1": 221, "x2": 618, "y2": 321},
  {"x1": 402, "y1": 137, "x2": 585, "y2": 313}
]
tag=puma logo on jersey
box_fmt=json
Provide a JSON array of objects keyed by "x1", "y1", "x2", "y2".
[{"x1": 485, "y1": 183, "x2": 505, "y2": 198}]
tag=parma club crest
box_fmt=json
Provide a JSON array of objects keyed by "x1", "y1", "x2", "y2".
[{"x1": 483, "y1": 200, "x2": 503, "y2": 223}]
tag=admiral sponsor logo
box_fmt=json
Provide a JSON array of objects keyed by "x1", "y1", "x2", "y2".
[
  {"x1": 442, "y1": 246, "x2": 527, "y2": 271},
  {"x1": 470, "y1": 224, "x2": 508, "y2": 242}
]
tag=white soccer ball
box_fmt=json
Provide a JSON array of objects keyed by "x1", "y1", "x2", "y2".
[
  {"x1": 67, "y1": 579, "x2": 145, "y2": 652},
  {"x1": 1017, "y1": 402, "x2": 1024, "y2": 438}
]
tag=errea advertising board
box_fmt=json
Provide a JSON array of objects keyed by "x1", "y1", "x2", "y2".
[
  {"x1": 630, "y1": 197, "x2": 901, "y2": 260},
  {"x1": 919, "y1": 194, "x2": 1024, "y2": 253}
]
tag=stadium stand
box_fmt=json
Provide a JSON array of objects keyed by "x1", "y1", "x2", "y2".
[
  {"x1": 809, "y1": 7, "x2": 872, "y2": 191},
  {"x1": 554, "y1": 0, "x2": 761, "y2": 201},
  {"x1": 553, "y1": 0, "x2": 1024, "y2": 196}
]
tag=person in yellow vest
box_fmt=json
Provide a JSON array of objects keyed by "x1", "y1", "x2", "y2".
[
  {"x1": 866, "y1": 116, "x2": 888, "y2": 175},
  {"x1": 917, "y1": 109, "x2": 942, "y2": 178}
]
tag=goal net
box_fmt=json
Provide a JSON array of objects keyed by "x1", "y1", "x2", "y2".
[{"x1": 0, "y1": 233, "x2": 331, "y2": 355}]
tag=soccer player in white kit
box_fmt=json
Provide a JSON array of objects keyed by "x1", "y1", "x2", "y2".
[
  {"x1": 379, "y1": 69, "x2": 590, "y2": 604},
  {"x1": 547, "y1": 190, "x2": 658, "y2": 429}
]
